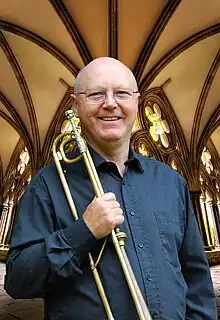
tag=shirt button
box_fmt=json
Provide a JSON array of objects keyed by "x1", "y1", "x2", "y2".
[
  {"x1": 151, "y1": 311, "x2": 159, "y2": 318},
  {"x1": 147, "y1": 275, "x2": 152, "y2": 282},
  {"x1": 130, "y1": 211, "x2": 135, "y2": 216},
  {"x1": 138, "y1": 242, "x2": 144, "y2": 248}
]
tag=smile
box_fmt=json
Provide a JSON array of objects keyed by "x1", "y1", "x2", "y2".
[{"x1": 99, "y1": 117, "x2": 121, "y2": 121}]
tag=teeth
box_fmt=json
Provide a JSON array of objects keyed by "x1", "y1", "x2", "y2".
[{"x1": 101, "y1": 117, "x2": 119, "y2": 121}]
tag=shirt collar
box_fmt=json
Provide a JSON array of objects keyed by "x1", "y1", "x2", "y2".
[
  {"x1": 63, "y1": 145, "x2": 144, "y2": 175},
  {"x1": 90, "y1": 145, "x2": 144, "y2": 173},
  {"x1": 125, "y1": 147, "x2": 144, "y2": 173}
]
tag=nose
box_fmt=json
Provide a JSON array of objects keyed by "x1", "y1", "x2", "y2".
[{"x1": 103, "y1": 91, "x2": 117, "y2": 108}]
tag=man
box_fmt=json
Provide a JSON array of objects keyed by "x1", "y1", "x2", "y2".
[{"x1": 5, "y1": 57, "x2": 217, "y2": 319}]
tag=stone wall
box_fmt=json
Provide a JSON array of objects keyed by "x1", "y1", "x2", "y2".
[
  {"x1": 206, "y1": 249, "x2": 220, "y2": 266},
  {"x1": 0, "y1": 248, "x2": 7, "y2": 262}
]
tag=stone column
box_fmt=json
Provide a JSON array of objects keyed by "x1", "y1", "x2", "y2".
[
  {"x1": 207, "y1": 200, "x2": 220, "y2": 246},
  {"x1": 0, "y1": 201, "x2": 9, "y2": 245},
  {"x1": 213, "y1": 202, "x2": 220, "y2": 237},
  {"x1": 0, "y1": 205, "x2": 3, "y2": 219},
  {"x1": 5, "y1": 205, "x2": 18, "y2": 246},
  {"x1": 200, "y1": 196, "x2": 213, "y2": 249},
  {"x1": 2, "y1": 197, "x2": 14, "y2": 247},
  {"x1": 190, "y1": 191, "x2": 211, "y2": 250},
  {"x1": 217, "y1": 199, "x2": 220, "y2": 219},
  {"x1": 205, "y1": 201, "x2": 217, "y2": 248}
]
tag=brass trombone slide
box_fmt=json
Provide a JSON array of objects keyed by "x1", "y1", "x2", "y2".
[{"x1": 52, "y1": 109, "x2": 152, "y2": 320}]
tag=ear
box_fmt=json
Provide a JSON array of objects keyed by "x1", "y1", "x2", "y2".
[{"x1": 70, "y1": 94, "x2": 78, "y2": 117}]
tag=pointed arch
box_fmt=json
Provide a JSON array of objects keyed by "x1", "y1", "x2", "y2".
[
  {"x1": 197, "y1": 105, "x2": 220, "y2": 170},
  {"x1": 134, "y1": 0, "x2": 182, "y2": 83},
  {"x1": 0, "y1": 31, "x2": 40, "y2": 171},
  {"x1": 0, "y1": 20, "x2": 79, "y2": 75},
  {"x1": 190, "y1": 50, "x2": 220, "y2": 166},
  {"x1": 139, "y1": 23, "x2": 220, "y2": 92},
  {"x1": 49, "y1": 0, "x2": 93, "y2": 65}
]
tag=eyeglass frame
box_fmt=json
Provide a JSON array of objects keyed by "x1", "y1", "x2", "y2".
[{"x1": 77, "y1": 88, "x2": 140, "y2": 104}]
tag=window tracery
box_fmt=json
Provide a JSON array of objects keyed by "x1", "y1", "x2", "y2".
[
  {"x1": 170, "y1": 159, "x2": 177, "y2": 171},
  {"x1": 17, "y1": 147, "x2": 30, "y2": 175},
  {"x1": 138, "y1": 143, "x2": 149, "y2": 157},
  {"x1": 145, "y1": 101, "x2": 170, "y2": 148},
  {"x1": 201, "y1": 147, "x2": 213, "y2": 175}
]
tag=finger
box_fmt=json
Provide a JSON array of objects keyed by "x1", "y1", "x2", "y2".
[
  {"x1": 113, "y1": 214, "x2": 124, "y2": 227},
  {"x1": 109, "y1": 208, "x2": 123, "y2": 219},
  {"x1": 91, "y1": 193, "x2": 115, "y2": 205},
  {"x1": 101, "y1": 192, "x2": 116, "y2": 201},
  {"x1": 109, "y1": 201, "x2": 121, "y2": 209},
  {"x1": 114, "y1": 207, "x2": 123, "y2": 215}
]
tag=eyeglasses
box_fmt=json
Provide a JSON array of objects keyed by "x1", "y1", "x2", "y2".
[{"x1": 78, "y1": 88, "x2": 139, "y2": 104}]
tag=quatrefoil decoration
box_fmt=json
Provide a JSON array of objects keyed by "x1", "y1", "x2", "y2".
[{"x1": 145, "y1": 102, "x2": 170, "y2": 148}]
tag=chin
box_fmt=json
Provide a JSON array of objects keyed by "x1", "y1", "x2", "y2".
[
  {"x1": 100, "y1": 132, "x2": 124, "y2": 141},
  {"x1": 100, "y1": 129, "x2": 125, "y2": 140}
]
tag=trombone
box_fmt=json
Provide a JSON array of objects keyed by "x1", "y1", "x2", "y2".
[{"x1": 52, "y1": 110, "x2": 152, "y2": 320}]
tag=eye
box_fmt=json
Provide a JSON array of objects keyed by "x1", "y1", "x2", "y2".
[
  {"x1": 87, "y1": 91, "x2": 105, "y2": 98},
  {"x1": 114, "y1": 90, "x2": 132, "y2": 100}
]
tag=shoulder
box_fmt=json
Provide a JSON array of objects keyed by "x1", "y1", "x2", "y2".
[
  {"x1": 29, "y1": 162, "x2": 56, "y2": 188},
  {"x1": 136, "y1": 153, "x2": 188, "y2": 196},
  {"x1": 139, "y1": 154, "x2": 184, "y2": 180},
  {"x1": 27, "y1": 151, "x2": 82, "y2": 194}
]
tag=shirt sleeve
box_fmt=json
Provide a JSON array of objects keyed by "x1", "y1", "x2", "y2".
[
  {"x1": 179, "y1": 182, "x2": 217, "y2": 320},
  {"x1": 4, "y1": 173, "x2": 97, "y2": 299}
]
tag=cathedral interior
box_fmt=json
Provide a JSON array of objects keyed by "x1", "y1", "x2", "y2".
[{"x1": 0, "y1": 0, "x2": 220, "y2": 319}]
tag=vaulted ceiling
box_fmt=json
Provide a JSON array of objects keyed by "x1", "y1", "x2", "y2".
[{"x1": 0, "y1": 0, "x2": 220, "y2": 187}]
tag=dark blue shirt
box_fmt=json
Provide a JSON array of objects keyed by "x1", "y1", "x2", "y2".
[{"x1": 5, "y1": 148, "x2": 217, "y2": 319}]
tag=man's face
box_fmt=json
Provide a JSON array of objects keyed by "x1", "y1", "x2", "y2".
[{"x1": 74, "y1": 62, "x2": 139, "y2": 148}]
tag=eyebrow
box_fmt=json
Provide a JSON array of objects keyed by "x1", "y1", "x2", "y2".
[{"x1": 84, "y1": 85, "x2": 134, "y2": 90}]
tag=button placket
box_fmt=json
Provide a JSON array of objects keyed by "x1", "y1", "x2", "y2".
[{"x1": 121, "y1": 172, "x2": 158, "y2": 311}]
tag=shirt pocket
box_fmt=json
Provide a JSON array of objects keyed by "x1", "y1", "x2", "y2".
[{"x1": 154, "y1": 210, "x2": 183, "y2": 270}]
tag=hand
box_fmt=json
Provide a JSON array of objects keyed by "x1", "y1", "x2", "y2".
[{"x1": 83, "y1": 192, "x2": 124, "y2": 239}]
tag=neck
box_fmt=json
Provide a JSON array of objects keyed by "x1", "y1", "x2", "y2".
[{"x1": 87, "y1": 139, "x2": 130, "y2": 177}]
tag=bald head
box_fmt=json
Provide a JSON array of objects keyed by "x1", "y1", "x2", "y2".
[{"x1": 74, "y1": 57, "x2": 138, "y2": 94}]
